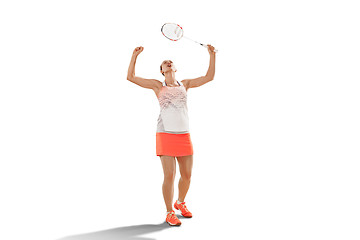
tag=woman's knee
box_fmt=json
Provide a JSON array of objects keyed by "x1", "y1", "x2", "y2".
[
  {"x1": 181, "y1": 172, "x2": 192, "y2": 181},
  {"x1": 177, "y1": 155, "x2": 193, "y2": 181},
  {"x1": 164, "y1": 170, "x2": 176, "y2": 182}
]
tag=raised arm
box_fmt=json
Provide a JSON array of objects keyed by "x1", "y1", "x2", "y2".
[
  {"x1": 181, "y1": 45, "x2": 216, "y2": 89},
  {"x1": 127, "y1": 46, "x2": 160, "y2": 89}
]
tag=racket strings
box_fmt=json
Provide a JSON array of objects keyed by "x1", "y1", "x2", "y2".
[{"x1": 161, "y1": 23, "x2": 183, "y2": 41}]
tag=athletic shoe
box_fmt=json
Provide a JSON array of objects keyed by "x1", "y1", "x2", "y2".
[
  {"x1": 166, "y1": 210, "x2": 181, "y2": 226},
  {"x1": 174, "y1": 201, "x2": 192, "y2": 218}
]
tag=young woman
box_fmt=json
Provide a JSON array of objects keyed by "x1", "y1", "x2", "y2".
[{"x1": 127, "y1": 45, "x2": 216, "y2": 226}]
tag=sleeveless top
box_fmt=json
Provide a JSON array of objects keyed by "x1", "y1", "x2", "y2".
[{"x1": 156, "y1": 80, "x2": 190, "y2": 134}]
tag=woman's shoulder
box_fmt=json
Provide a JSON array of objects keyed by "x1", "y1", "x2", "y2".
[
  {"x1": 153, "y1": 79, "x2": 164, "y2": 88},
  {"x1": 180, "y1": 80, "x2": 190, "y2": 91},
  {"x1": 153, "y1": 80, "x2": 165, "y2": 98}
]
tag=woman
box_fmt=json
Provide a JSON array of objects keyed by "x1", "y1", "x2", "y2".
[{"x1": 127, "y1": 44, "x2": 216, "y2": 226}]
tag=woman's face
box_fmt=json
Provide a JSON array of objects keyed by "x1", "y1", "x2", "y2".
[{"x1": 161, "y1": 60, "x2": 177, "y2": 75}]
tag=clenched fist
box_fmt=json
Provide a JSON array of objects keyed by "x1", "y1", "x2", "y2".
[
  {"x1": 133, "y1": 46, "x2": 144, "y2": 57},
  {"x1": 207, "y1": 44, "x2": 216, "y2": 54}
]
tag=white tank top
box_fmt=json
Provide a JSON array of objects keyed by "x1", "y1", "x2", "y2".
[{"x1": 156, "y1": 80, "x2": 189, "y2": 134}]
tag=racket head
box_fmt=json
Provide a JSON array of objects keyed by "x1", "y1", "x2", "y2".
[{"x1": 161, "y1": 23, "x2": 184, "y2": 41}]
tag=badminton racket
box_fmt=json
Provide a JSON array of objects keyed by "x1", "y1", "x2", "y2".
[{"x1": 161, "y1": 23, "x2": 218, "y2": 53}]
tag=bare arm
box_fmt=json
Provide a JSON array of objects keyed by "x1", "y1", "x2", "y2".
[
  {"x1": 127, "y1": 46, "x2": 160, "y2": 89},
  {"x1": 182, "y1": 45, "x2": 216, "y2": 89}
]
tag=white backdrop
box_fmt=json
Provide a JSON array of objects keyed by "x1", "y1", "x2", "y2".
[{"x1": 1, "y1": 0, "x2": 359, "y2": 240}]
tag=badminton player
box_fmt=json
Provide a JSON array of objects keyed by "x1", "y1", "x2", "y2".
[{"x1": 127, "y1": 44, "x2": 216, "y2": 226}]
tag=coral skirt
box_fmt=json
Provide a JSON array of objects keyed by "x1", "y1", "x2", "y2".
[{"x1": 156, "y1": 132, "x2": 194, "y2": 157}]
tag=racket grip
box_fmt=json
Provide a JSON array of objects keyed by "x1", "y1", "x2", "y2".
[{"x1": 202, "y1": 44, "x2": 218, "y2": 53}]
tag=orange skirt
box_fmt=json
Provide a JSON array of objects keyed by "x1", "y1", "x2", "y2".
[{"x1": 156, "y1": 132, "x2": 194, "y2": 157}]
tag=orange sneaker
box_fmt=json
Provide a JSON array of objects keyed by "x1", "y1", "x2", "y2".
[
  {"x1": 174, "y1": 201, "x2": 192, "y2": 218},
  {"x1": 165, "y1": 210, "x2": 182, "y2": 226}
]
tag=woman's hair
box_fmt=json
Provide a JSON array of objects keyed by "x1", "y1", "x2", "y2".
[{"x1": 160, "y1": 63, "x2": 164, "y2": 76}]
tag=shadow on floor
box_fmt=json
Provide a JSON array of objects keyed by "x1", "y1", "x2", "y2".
[{"x1": 58, "y1": 221, "x2": 174, "y2": 240}]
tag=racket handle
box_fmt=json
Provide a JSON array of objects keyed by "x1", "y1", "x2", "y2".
[{"x1": 201, "y1": 44, "x2": 218, "y2": 53}]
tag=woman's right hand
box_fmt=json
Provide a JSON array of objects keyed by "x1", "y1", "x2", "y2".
[{"x1": 133, "y1": 46, "x2": 144, "y2": 57}]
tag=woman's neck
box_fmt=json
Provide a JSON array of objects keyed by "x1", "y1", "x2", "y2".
[{"x1": 164, "y1": 72, "x2": 177, "y2": 85}]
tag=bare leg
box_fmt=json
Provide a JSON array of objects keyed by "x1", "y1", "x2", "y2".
[
  {"x1": 176, "y1": 155, "x2": 193, "y2": 202},
  {"x1": 160, "y1": 155, "x2": 176, "y2": 212}
]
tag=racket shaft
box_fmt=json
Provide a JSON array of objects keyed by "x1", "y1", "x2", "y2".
[
  {"x1": 183, "y1": 36, "x2": 202, "y2": 45},
  {"x1": 183, "y1": 36, "x2": 218, "y2": 52}
]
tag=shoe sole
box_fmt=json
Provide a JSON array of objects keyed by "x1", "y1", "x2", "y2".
[{"x1": 167, "y1": 222, "x2": 181, "y2": 226}]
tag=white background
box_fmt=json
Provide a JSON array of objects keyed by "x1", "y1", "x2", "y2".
[{"x1": 1, "y1": 0, "x2": 359, "y2": 240}]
